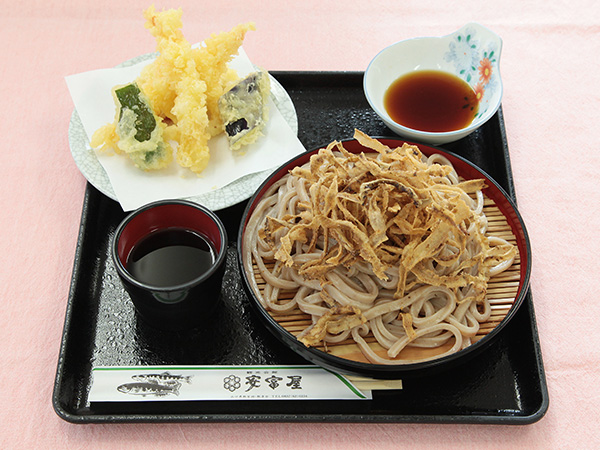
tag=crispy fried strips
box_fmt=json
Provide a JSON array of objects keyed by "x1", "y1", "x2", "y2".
[
  {"x1": 268, "y1": 130, "x2": 515, "y2": 317},
  {"x1": 248, "y1": 131, "x2": 518, "y2": 358}
]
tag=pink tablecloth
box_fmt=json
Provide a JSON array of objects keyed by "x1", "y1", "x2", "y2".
[{"x1": 1, "y1": 0, "x2": 598, "y2": 448}]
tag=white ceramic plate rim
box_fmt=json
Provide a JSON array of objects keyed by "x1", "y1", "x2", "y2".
[{"x1": 69, "y1": 52, "x2": 299, "y2": 211}]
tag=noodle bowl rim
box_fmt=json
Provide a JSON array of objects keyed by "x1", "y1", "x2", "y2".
[{"x1": 237, "y1": 137, "x2": 531, "y2": 377}]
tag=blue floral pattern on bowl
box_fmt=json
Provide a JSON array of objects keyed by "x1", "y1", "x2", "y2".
[{"x1": 444, "y1": 24, "x2": 501, "y2": 119}]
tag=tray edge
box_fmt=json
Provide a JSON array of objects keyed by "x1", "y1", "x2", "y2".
[{"x1": 53, "y1": 72, "x2": 549, "y2": 425}]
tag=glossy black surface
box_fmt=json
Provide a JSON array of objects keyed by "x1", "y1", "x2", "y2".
[{"x1": 53, "y1": 72, "x2": 548, "y2": 424}]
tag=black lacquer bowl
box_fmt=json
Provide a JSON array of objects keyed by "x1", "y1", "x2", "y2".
[{"x1": 238, "y1": 137, "x2": 531, "y2": 379}]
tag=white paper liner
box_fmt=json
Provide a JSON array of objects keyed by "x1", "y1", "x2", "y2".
[{"x1": 66, "y1": 47, "x2": 306, "y2": 211}]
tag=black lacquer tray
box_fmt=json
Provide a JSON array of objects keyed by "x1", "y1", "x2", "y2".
[{"x1": 53, "y1": 72, "x2": 549, "y2": 424}]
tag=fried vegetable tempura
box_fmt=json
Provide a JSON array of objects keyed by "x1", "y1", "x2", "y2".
[
  {"x1": 139, "y1": 6, "x2": 254, "y2": 173},
  {"x1": 91, "y1": 82, "x2": 173, "y2": 171},
  {"x1": 92, "y1": 6, "x2": 258, "y2": 173}
]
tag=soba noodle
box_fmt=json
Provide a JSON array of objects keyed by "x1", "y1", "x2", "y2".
[{"x1": 242, "y1": 131, "x2": 516, "y2": 364}]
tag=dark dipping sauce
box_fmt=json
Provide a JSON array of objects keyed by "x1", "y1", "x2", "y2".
[
  {"x1": 126, "y1": 228, "x2": 216, "y2": 287},
  {"x1": 384, "y1": 70, "x2": 479, "y2": 133}
]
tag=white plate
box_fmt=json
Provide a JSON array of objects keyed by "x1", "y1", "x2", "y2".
[{"x1": 69, "y1": 52, "x2": 298, "y2": 211}]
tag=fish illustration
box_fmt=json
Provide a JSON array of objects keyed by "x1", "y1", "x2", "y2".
[
  {"x1": 131, "y1": 371, "x2": 193, "y2": 385},
  {"x1": 117, "y1": 381, "x2": 180, "y2": 397}
]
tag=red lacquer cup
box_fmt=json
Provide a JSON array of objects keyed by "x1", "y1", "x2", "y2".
[{"x1": 112, "y1": 200, "x2": 228, "y2": 331}]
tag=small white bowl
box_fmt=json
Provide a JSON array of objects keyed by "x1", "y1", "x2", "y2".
[{"x1": 364, "y1": 23, "x2": 503, "y2": 145}]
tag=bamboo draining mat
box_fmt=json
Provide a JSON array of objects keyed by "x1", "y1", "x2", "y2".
[{"x1": 250, "y1": 196, "x2": 521, "y2": 376}]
